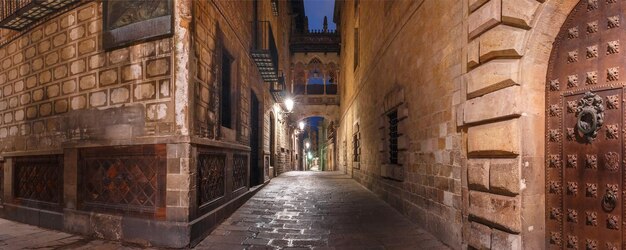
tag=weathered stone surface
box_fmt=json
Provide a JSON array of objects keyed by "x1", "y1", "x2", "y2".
[
  {"x1": 469, "y1": 0, "x2": 490, "y2": 12},
  {"x1": 469, "y1": 190, "x2": 521, "y2": 233},
  {"x1": 468, "y1": 39, "x2": 480, "y2": 68},
  {"x1": 468, "y1": 119, "x2": 520, "y2": 157},
  {"x1": 90, "y1": 213, "x2": 122, "y2": 240},
  {"x1": 468, "y1": 159, "x2": 489, "y2": 191},
  {"x1": 466, "y1": 59, "x2": 519, "y2": 98},
  {"x1": 502, "y1": 0, "x2": 540, "y2": 29},
  {"x1": 489, "y1": 158, "x2": 520, "y2": 195},
  {"x1": 468, "y1": 222, "x2": 491, "y2": 249},
  {"x1": 479, "y1": 25, "x2": 526, "y2": 61},
  {"x1": 464, "y1": 86, "x2": 521, "y2": 124},
  {"x1": 491, "y1": 228, "x2": 521, "y2": 250},
  {"x1": 468, "y1": 0, "x2": 501, "y2": 39}
]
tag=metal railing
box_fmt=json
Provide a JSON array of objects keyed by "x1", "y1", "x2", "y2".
[
  {"x1": 0, "y1": 0, "x2": 31, "y2": 21},
  {"x1": 251, "y1": 21, "x2": 279, "y2": 82}
]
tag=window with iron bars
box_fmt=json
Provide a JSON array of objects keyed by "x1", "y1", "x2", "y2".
[{"x1": 388, "y1": 110, "x2": 399, "y2": 165}]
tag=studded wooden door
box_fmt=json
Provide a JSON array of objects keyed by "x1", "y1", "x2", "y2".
[{"x1": 547, "y1": 1, "x2": 626, "y2": 249}]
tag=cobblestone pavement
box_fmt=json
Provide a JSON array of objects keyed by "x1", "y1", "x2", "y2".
[
  {"x1": 0, "y1": 171, "x2": 449, "y2": 249},
  {"x1": 196, "y1": 171, "x2": 449, "y2": 250}
]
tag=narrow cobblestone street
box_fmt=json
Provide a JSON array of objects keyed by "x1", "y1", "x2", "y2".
[{"x1": 0, "y1": 171, "x2": 447, "y2": 249}]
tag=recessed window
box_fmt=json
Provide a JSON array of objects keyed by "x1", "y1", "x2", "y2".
[
  {"x1": 353, "y1": 123, "x2": 360, "y2": 163},
  {"x1": 220, "y1": 50, "x2": 233, "y2": 128},
  {"x1": 388, "y1": 110, "x2": 399, "y2": 165}
]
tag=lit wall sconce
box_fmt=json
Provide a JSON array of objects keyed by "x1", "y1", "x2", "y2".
[{"x1": 285, "y1": 97, "x2": 294, "y2": 113}]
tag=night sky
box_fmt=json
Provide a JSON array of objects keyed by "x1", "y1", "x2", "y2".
[{"x1": 304, "y1": 0, "x2": 336, "y2": 31}]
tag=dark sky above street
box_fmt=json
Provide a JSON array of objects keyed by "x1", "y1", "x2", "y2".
[{"x1": 304, "y1": 0, "x2": 336, "y2": 31}]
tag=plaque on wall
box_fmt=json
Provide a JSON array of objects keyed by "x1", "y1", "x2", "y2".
[{"x1": 103, "y1": 0, "x2": 173, "y2": 50}]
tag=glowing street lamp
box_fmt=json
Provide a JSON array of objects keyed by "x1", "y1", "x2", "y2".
[
  {"x1": 298, "y1": 121, "x2": 305, "y2": 130},
  {"x1": 284, "y1": 97, "x2": 294, "y2": 113},
  {"x1": 305, "y1": 142, "x2": 310, "y2": 149}
]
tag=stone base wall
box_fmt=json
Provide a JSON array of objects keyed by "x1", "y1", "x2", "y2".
[
  {"x1": 0, "y1": 142, "x2": 259, "y2": 248},
  {"x1": 336, "y1": 0, "x2": 464, "y2": 247}
]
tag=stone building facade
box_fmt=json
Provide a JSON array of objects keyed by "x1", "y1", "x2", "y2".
[
  {"x1": 2, "y1": 0, "x2": 625, "y2": 249},
  {"x1": 0, "y1": 0, "x2": 297, "y2": 247},
  {"x1": 334, "y1": 0, "x2": 617, "y2": 249}
]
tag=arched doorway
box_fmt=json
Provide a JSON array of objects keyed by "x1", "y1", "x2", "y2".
[{"x1": 546, "y1": 1, "x2": 625, "y2": 247}]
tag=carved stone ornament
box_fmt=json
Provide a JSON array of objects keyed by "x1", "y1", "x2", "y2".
[
  {"x1": 550, "y1": 79, "x2": 560, "y2": 91},
  {"x1": 567, "y1": 209, "x2": 578, "y2": 223},
  {"x1": 606, "y1": 242, "x2": 618, "y2": 250},
  {"x1": 607, "y1": 67, "x2": 619, "y2": 81},
  {"x1": 606, "y1": 95, "x2": 619, "y2": 109},
  {"x1": 586, "y1": 71, "x2": 598, "y2": 84},
  {"x1": 568, "y1": 235, "x2": 579, "y2": 249},
  {"x1": 585, "y1": 154, "x2": 597, "y2": 169},
  {"x1": 607, "y1": 215, "x2": 619, "y2": 230},
  {"x1": 608, "y1": 16, "x2": 620, "y2": 29},
  {"x1": 606, "y1": 124, "x2": 619, "y2": 140},
  {"x1": 567, "y1": 101, "x2": 578, "y2": 113},
  {"x1": 549, "y1": 129, "x2": 561, "y2": 142},
  {"x1": 551, "y1": 232, "x2": 562, "y2": 245},
  {"x1": 607, "y1": 40, "x2": 619, "y2": 55},
  {"x1": 568, "y1": 74, "x2": 579, "y2": 87},
  {"x1": 587, "y1": 21, "x2": 599, "y2": 34},
  {"x1": 548, "y1": 154, "x2": 561, "y2": 168},
  {"x1": 586, "y1": 183, "x2": 598, "y2": 197},
  {"x1": 587, "y1": 45, "x2": 598, "y2": 58},
  {"x1": 567, "y1": 128, "x2": 576, "y2": 141},
  {"x1": 551, "y1": 207, "x2": 562, "y2": 221},
  {"x1": 576, "y1": 92, "x2": 605, "y2": 142},
  {"x1": 586, "y1": 211, "x2": 598, "y2": 226},
  {"x1": 586, "y1": 239, "x2": 598, "y2": 250},
  {"x1": 605, "y1": 152, "x2": 619, "y2": 172},
  {"x1": 567, "y1": 154, "x2": 578, "y2": 168},
  {"x1": 588, "y1": 0, "x2": 599, "y2": 11},
  {"x1": 568, "y1": 182, "x2": 579, "y2": 196},
  {"x1": 549, "y1": 181, "x2": 561, "y2": 194},
  {"x1": 569, "y1": 27, "x2": 579, "y2": 39},
  {"x1": 549, "y1": 104, "x2": 561, "y2": 116},
  {"x1": 568, "y1": 50, "x2": 579, "y2": 63}
]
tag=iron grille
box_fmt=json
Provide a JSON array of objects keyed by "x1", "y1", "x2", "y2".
[
  {"x1": 0, "y1": 0, "x2": 78, "y2": 30},
  {"x1": 352, "y1": 133, "x2": 360, "y2": 162},
  {"x1": 14, "y1": 155, "x2": 63, "y2": 209},
  {"x1": 197, "y1": 153, "x2": 225, "y2": 206},
  {"x1": 388, "y1": 110, "x2": 399, "y2": 165},
  {"x1": 79, "y1": 145, "x2": 166, "y2": 217},
  {"x1": 233, "y1": 154, "x2": 248, "y2": 190}
]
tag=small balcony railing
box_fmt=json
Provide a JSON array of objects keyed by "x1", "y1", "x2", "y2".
[
  {"x1": 251, "y1": 21, "x2": 279, "y2": 82},
  {"x1": 0, "y1": 0, "x2": 78, "y2": 30},
  {"x1": 294, "y1": 84, "x2": 338, "y2": 95}
]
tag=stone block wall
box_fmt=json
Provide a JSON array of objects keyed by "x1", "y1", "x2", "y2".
[
  {"x1": 336, "y1": 0, "x2": 464, "y2": 247},
  {"x1": 0, "y1": 0, "x2": 298, "y2": 247},
  {"x1": 461, "y1": 0, "x2": 578, "y2": 249},
  {"x1": 193, "y1": 0, "x2": 293, "y2": 176},
  {"x1": 0, "y1": 2, "x2": 176, "y2": 154}
]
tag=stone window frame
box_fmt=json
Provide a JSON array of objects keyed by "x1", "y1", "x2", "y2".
[
  {"x1": 352, "y1": 121, "x2": 361, "y2": 169},
  {"x1": 378, "y1": 87, "x2": 407, "y2": 181}
]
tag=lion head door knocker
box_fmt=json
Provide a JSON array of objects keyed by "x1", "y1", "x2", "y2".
[{"x1": 576, "y1": 92, "x2": 605, "y2": 142}]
